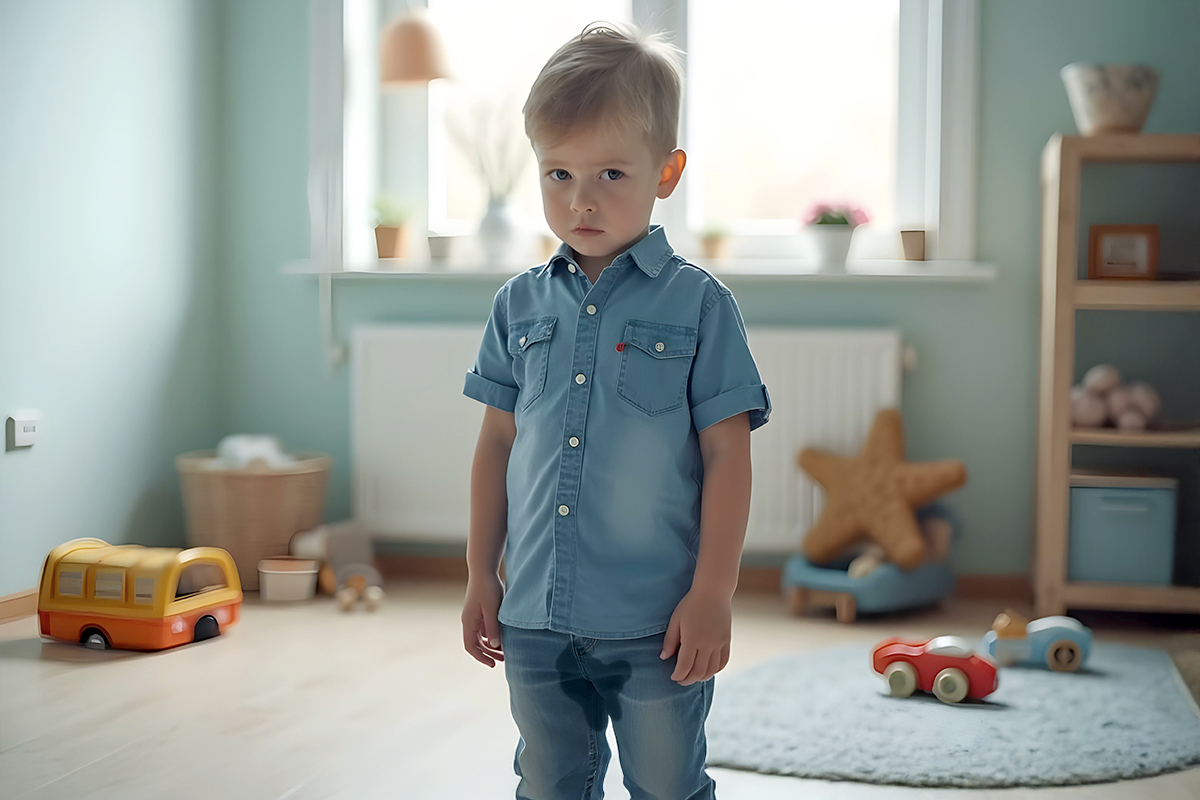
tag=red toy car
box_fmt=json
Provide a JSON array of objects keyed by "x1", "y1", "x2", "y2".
[{"x1": 871, "y1": 635, "x2": 998, "y2": 704}]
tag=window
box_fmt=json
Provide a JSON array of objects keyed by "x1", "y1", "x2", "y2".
[
  {"x1": 687, "y1": 0, "x2": 899, "y2": 231},
  {"x1": 323, "y1": 0, "x2": 979, "y2": 269},
  {"x1": 175, "y1": 563, "x2": 226, "y2": 599},
  {"x1": 57, "y1": 569, "x2": 83, "y2": 598},
  {"x1": 427, "y1": 0, "x2": 633, "y2": 232},
  {"x1": 135, "y1": 577, "x2": 155, "y2": 605},
  {"x1": 93, "y1": 570, "x2": 124, "y2": 601}
]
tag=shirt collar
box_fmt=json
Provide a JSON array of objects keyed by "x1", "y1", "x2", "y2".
[{"x1": 540, "y1": 225, "x2": 675, "y2": 279}]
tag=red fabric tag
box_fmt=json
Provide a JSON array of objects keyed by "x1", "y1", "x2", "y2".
[{"x1": 615, "y1": 342, "x2": 625, "y2": 352}]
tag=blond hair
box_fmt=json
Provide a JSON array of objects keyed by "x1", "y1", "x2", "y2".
[{"x1": 523, "y1": 22, "x2": 683, "y2": 156}]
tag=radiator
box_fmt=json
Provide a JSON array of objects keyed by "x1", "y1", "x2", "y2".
[{"x1": 352, "y1": 325, "x2": 902, "y2": 553}]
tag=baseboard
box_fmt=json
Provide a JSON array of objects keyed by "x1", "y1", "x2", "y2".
[
  {"x1": 375, "y1": 553, "x2": 1032, "y2": 604},
  {"x1": 0, "y1": 589, "x2": 38, "y2": 623},
  {"x1": 954, "y1": 573, "x2": 1033, "y2": 602}
]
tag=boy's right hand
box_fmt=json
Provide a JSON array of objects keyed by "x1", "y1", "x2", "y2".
[{"x1": 462, "y1": 573, "x2": 505, "y2": 668}]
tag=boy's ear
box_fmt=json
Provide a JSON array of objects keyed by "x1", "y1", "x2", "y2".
[{"x1": 656, "y1": 149, "x2": 687, "y2": 199}]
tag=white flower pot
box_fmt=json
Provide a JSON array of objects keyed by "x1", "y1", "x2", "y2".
[
  {"x1": 1060, "y1": 64, "x2": 1159, "y2": 135},
  {"x1": 806, "y1": 225, "x2": 855, "y2": 272}
]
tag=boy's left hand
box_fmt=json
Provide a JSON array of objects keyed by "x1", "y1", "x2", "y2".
[{"x1": 660, "y1": 587, "x2": 732, "y2": 685}]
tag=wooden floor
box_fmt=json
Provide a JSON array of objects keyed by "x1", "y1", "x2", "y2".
[{"x1": 1, "y1": 581, "x2": 1198, "y2": 799}]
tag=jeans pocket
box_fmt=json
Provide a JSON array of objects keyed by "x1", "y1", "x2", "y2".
[
  {"x1": 616, "y1": 319, "x2": 697, "y2": 415},
  {"x1": 508, "y1": 316, "x2": 557, "y2": 411}
]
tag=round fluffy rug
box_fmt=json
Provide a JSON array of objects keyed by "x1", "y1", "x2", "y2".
[{"x1": 706, "y1": 643, "x2": 1200, "y2": 787}]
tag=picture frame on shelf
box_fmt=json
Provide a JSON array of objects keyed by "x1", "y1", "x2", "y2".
[{"x1": 1087, "y1": 224, "x2": 1160, "y2": 280}]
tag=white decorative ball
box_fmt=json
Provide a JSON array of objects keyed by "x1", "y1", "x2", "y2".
[
  {"x1": 1107, "y1": 386, "x2": 1134, "y2": 419},
  {"x1": 1128, "y1": 382, "x2": 1161, "y2": 419},
  {"x1": 1116, "y1": 409, "x2": 1148, "y2": 431},
  {"x1": 1083, "y1": 364, "x2": 1121, "y2": 395},
  {"x1": 1072, "y1": 390, "x2": 1108, "y2": 427}
]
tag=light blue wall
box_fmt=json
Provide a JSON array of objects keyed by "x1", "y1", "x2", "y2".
[
  {"x1": 219, "y1": 0, "x2": 1200, "y2": 577},
  {"x1": 5, "y1": 1, "x2": 1196, "y2": 595},
  {"x1": 0, "y1": 1, "x2": 223, "y2": 594}
]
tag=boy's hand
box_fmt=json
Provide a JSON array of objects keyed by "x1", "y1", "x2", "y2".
[
  {"x1": 462, "y1": 573, "x2": 505, "y2": 668},
  {"x1": 660, "y1": 587, "x2": 732, "y2": 685}
]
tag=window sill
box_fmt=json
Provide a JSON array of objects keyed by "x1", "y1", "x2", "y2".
[{"x1": 286, "y1": 259, "x2": 997, "y2": 284}]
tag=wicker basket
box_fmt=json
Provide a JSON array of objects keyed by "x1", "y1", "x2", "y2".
[{"x1": 176, "y1": 451, "x2": 331, "y2": 591}]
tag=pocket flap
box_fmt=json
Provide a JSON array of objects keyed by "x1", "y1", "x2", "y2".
[
  {"x1": 623, "y1": 320, "x2": 697, "y2": 359},
  {"x1": 509, "y1": 316, "x2": 557, "y2": 354}
]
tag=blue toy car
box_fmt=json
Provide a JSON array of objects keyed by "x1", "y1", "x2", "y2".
[{"x1": 982, "y1": 610, "x2": 1092, "y2": 672}]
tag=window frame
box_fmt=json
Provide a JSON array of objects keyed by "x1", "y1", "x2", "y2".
[{"x1": 309, "y1": 0, "x2": 980, "y2": 269}]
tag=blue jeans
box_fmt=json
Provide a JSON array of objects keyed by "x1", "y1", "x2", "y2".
[{"x1": 501, "y1": 624, "x2": 716, "y2": 800}]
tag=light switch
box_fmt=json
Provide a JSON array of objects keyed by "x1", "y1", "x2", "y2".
[{"x1": 10, "y1": 410, "x2": 42, "y2": 447}]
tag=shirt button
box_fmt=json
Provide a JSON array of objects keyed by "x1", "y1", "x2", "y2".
[
  {"x1": 586, "y1": 304, "x2": 597, "y2": 315},
  {"x1": 519, "y1": 336, "x2": 526, "y2": 346},
  {"x1": 569, "y1": 436, "x2": 580, "y2": 447},
  {"x1": 558, "y1": 504, "x2": 570, "y2": 516},
  {"x1": 655, "y1": 342, "x2": 665, "y2": 352},
  {"x1": 575, "y1": 373, "x2": 586, "y2": 384},
  {"x1": 568, "y1": 264, "x2": 577, "y2": 273}
]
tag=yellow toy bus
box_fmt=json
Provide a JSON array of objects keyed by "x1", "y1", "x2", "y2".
[{"x1": 38, "y1": 538, "x2": 242, "y2": 651}]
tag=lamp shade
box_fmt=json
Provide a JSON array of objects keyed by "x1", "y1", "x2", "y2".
[{"x1": 380, "y1": 12, "x2": 450, "y2": 86}]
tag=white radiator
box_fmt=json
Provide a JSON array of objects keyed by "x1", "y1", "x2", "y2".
[{"x1": 352, "y1": 325, "x2": 902, "y2": 553}]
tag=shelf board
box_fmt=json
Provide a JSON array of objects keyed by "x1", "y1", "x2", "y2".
[
  {"x1": 1062, "y1": 582, "x2": 1200, "y2": 614},
  {"x1": 1070, "y1": 428, "x2": 1200, "y2": 448},
  {"x1": 1074, "y1": 280, "x2": 1200, "y2": 310},
  {"x1": 1058, "y1": 133, "x2": 1200, "y2": 164}
]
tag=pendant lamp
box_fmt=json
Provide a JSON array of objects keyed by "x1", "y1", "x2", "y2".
[{"x1": 379, "y1": 11, "x2": 450, "y2": 86}]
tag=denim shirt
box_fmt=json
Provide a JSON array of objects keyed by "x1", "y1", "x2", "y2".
[{"x1": 463, "y1": 226, "x2": 771, "y2": 639}]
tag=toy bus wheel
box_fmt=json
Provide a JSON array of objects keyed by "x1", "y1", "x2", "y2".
[
  {"x1": 81, "y1": 629, "x2": 110, "y2": 650},
  {"x1": 933, "y1": 667, "x2": 969, "y2": 704},
  {"x1": 193, "y1": 615, "x2": 220, "y2": 643},
  {"x1": 1047, "y1": 639, "x2": 1082, "y2": 672},
  {"x1": 884, "y1": 661, "x2": 917, "y2": 698}
]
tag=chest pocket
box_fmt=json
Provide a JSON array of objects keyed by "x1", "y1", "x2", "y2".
[
  {"x1": 508, "y1": 316, "x2": 557, "y2": 410},
  {"x1": 616, "y1": 319, "x2": 698, "y2": 416}
]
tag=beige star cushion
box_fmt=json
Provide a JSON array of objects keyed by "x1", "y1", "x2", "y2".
[{"x1": 797, "y1": 409, "x2": 967, "y2": 570}]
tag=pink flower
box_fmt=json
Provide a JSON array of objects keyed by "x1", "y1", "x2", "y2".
[{"x1": 804, "y1": 202, "x2": 871, "y2": 227}]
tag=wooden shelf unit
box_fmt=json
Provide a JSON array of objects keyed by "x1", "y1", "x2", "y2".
[{"x1": 1034, "y1": 133, "x2": 1200, "y2": 617}]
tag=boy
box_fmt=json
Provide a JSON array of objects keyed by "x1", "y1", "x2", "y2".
[{"x1": 461, "y1": 23, "x2": 770, "y2": 799}]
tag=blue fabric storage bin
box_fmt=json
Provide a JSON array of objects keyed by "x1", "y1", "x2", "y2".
[{"x1": 1069, "y1": 473, "x2": 1177, "y2": 585}]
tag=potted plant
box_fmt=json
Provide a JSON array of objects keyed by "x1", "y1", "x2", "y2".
[
  {"x1": 804, "y1": 203, "x2": 870, "y2": 272},
  {"x1": 700, "y1": 225, "x2": 730, "y2": 260},
  {"x1": 374, "y1": 195, "x2": 411, "y2": 260}
]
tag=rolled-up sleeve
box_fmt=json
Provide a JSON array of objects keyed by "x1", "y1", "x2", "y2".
[
  {"x1": 463, "y1": 284, "x2": 519, "y2": 412},
  {"x1": 688, "y1": 289, "x2": 771, "y2": 432}
]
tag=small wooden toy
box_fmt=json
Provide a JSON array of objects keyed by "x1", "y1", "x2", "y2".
[
  {"x1": 290, "y1": 522, "x2": 384, "y2": 611},
  {"x1": 38, "y1": 538, "x2": 242, "y2": 651},
  {"x1": 982, "y1": 609, "x2": 1092, "y2": 672},
  {"x1": 872, "y1": 635, "x2": 999, "y2": 704}
]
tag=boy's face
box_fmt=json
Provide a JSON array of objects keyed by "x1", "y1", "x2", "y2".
[{"x1": 533, "y1": 123, "x2": 684, "y2": 268}]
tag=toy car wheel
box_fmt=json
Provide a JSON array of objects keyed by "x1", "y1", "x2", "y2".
[
  {"x1": 193, "y1": 615, "x2": 220, "y2": 643},
  {"x1": 81, "y1": 629, "x2": 110, "y2": 650},
  {"x1": 933, "y1": 667, "x2": 969, "y2": 704},
  {"x1": 883, "y1": 661, "x2": 918, "y2": 698},
  {"x1": 1046, "y1": 639, "x2": 1083, "y2": 672}
]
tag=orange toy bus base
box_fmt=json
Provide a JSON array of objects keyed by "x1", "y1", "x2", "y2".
[{"x1": 38, "y1": 538, "x2": 242, "y2": 651}]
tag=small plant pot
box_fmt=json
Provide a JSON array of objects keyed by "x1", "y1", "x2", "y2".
[
  {"x1": 427, "y1": 234, "x2": 454, "y2": 261},
  {"x1": 806, "y1": 225, "x2": 855, "y2": 272},
  {"x1": 258, "y1": 557, "x2": 319, "y2": 602},
  {"x1": 901, "y1": 230, "x2": 926, "y2": 261},
  {"x1": 700, "y1": 235, "x2": 729, "y2": 260},
  {"x1": 375, "y1": 224, "x2": 411, "y2": 259}
]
